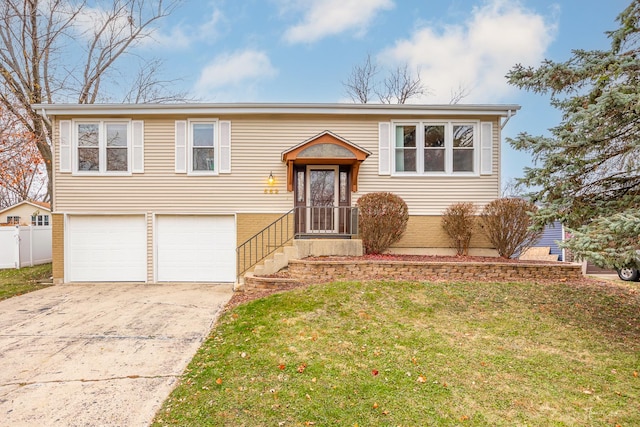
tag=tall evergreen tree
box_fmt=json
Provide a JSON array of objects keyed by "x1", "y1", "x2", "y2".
[{"x1": 506, "y1": 1, "x2": 640, "y2": 268}]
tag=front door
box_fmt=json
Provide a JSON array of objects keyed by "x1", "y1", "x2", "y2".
[
  {"x1": 293, "y1": 164, "x2": 352, "y2": 235},
  {"x1": 307, "y1": 166, "x2": 338, "y2": 233}
]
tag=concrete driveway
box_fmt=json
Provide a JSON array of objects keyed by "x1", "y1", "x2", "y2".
[{"x1": 0, "y1": 282, "x2": 233, "y2": 426}]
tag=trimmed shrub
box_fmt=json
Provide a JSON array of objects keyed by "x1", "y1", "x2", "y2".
[
  {"x1": 479, "y1": 198, "x2": 542, "y2": 258},
  {"x1": 357, "y1": 192, "x2": 408, "y2": 254},
  {"x1": 441, "y1": 202, "x2": 476, "y2": 256}
]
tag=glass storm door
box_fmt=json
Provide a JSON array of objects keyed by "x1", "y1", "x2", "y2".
[{"x1": 307, "y1": 166, "x2": 338, "y2": 233}]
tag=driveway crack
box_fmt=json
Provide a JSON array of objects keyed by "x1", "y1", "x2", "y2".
[{"x1": 1, "y1": 374, "x2": 179, "y2": 389}]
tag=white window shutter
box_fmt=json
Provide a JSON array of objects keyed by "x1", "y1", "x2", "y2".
[
  {"x1": 480, "y1": 122, "x2": 493, "y2": 175},
  {"x1": 132, "y1": 120, "x2": 144, "y2": 173},
  {"x1": 378, "y1": 122, "x2": 391, "y2": 175},
  {"x1": 59, "y1": 120, "x2": 71, "y2": 172},
  {"x1": 175, "y1": 121, "x2": 187, "y2": 173},
  {"x1": 219, "y1": 121, "x2": 231, "y2": 174}
]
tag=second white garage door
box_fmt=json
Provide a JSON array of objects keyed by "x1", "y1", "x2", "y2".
[{"x1": 156, "y1": 215, "x2": 236, "y2": 282}]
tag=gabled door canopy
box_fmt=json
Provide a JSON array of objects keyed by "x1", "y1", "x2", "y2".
[{"x1": 281, "y1": 131, "x2": 371, "y2": 192}]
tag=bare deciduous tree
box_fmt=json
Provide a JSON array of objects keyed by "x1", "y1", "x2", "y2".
[
  {"x1": 344, "y1": 55, "x2": 472, "y2": 104},
  {"x1": 343, "y1": 53, "x2": 378, "y2": 103},
  {"x1": 501, "y1": 178, "x2": 525, "y2": 198},
  {"x1": 343, "y1": 54, "x2": 428, "y2": 104},
  {"x1": 376, "y1": 64, "x2": 428, "y2": 104},
  {"x1": 0, "y1": 0, "x2": 184, "y2": 202},
  {"x1": 121, "y1": 58, "x2": 189, "y2": 103},
  {"x1": 0, "y1": 106, "x2": 46, "y2": 208},
  {"x1": 449, "y1": 83, "x2": 471, "y2": 105}
]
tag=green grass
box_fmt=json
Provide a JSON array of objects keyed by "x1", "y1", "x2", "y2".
[
  {"x1": 0, "y1": 263, "x2": 52, "y2": 301},
  {"x1": 154, "y1": 279, "x2": 640, "y2": 426}
]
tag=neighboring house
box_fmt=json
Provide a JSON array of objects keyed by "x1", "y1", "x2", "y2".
[
  {"x1": 0, "y1": 201, "x2": 51, "y2": 226},
  {"x1": 537, "y1": 220, "x2": 564, "y2": 261},
  {"x1": 34, "y1": 103, "x2": 519, "y2": 284},
  {"x1": 520, "y1": 220, "x2": 565, "y2": 261},
  {"x1": 0, "y1": 201, "x2": 52, "y2": 269}
]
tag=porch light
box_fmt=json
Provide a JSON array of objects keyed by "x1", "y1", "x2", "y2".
[{"x1": 265, "y1": 171, "x2": 278, "y2": 194}]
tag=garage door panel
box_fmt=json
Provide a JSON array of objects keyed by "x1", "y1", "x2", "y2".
[
  {"x1": 67, "y1": 215, "x2": 146, "y2": 282},
  {"x1": 157, "y1": 215, "x2": 235, "y2": 282}
]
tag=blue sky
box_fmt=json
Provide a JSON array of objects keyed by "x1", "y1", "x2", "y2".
[{"x1": 129, "y1": 0, "x2": 628, "y2": 186}]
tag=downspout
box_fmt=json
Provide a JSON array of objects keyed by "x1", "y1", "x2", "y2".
[
  {"x1": 40, "y1": 108, "x2": 52, "y2": 127},
  {"x1": 39, "y1": 108, "x2": 54, "y2": 214},
  {"x1": 500, "y1": 110, "x2": 513, "y2": 129}
]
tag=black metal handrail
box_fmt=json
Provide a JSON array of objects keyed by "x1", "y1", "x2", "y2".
[
  {"x1": 293, "y1": 206, "x2": 358, "y2": 237},
  {"x1": 236, "y1": 206, "x2": 359, "y2": 280},
  {"x1": 236, "y1": 208, "x2": 295, "y2": 279}
]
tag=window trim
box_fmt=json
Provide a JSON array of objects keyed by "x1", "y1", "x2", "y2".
[
  {"x1": 187, "y1": 119, "x2": 220, "y2": 176},
  {"x1": 390, "y1": 120, "x2": 479, "y2": 177},
  {"x1": 31, "y1": 214, "x2": 50, "y2": 226},
  {"x1": 71, "y1": 119, "x2": 133, "y2": 176}
]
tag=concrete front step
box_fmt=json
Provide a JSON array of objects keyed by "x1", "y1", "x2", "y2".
[{"x1": 240, "y1": 238, "x2": 364, "y2": 291}]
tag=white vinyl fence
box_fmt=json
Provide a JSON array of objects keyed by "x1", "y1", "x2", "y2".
[{"x1": 0, "y1": 225, "x2": 52, "y2": 269}]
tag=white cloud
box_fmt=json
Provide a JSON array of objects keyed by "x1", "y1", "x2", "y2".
[
  {"x1": 282, "y1": 0, "x2": 394, "y2": 44},
  {"x1": 150, "y1": 7, "x2": 224, "y2": 50},
  {"x1": 378, "y1": 0, "x2": 556, "y2": 103},
  {"x1": 194, "y1": 50, "x2": 277, "y2": 99},
  {"x1": 62, "y1": 4, "x2": 131, "y2": 40},
  {"x1": 62, "y1": 2, "x2": 225, "y2": 51},
  {"x1": 149, "y1": 26, "x2": 193, "y2": 50}
]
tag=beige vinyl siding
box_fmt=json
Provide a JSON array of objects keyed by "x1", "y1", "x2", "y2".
[{"x1": 53, "y1": 114, "x2": 501, "y2": 215}]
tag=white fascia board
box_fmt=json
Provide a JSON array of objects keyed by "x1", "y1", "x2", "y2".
[{"x1": 33, "y1": 103, "x2": 521, "y2": 118}]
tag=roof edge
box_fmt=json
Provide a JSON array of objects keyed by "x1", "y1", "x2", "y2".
[
  {"x1": 0, "y1": 200, "x2": 51, "y2": 215},
  {"x1": 33, "y1": 102, "x2": 521, "y2": 117}
]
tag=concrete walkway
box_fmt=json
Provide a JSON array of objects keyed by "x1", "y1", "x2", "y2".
[{"x1": 0, "y1": 282, "x2": 233, "y2": 426}]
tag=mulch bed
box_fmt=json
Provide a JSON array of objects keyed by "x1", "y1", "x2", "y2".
[{"x1": 304, "y1": 253, "x2": 562, "y2": 264}]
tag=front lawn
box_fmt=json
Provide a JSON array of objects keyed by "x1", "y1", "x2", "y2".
[
  {"x1": 0, "y1": 263, "x2": 53, "y2": 301},
  {"x1": 154, "y1": 279, "x2": 639, "y2": 426}
]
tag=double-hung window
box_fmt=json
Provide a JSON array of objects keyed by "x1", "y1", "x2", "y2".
[
  {"x1": 395, "y1": 124, "x2": 417, "y2": 172},
  {"x1": 392, "y1": 121, "x2": 478, "y2": 175},
  {"x1": 75, "y1": 120, "x2": 131, "y2": 174},
  {"x1": 191, "y1": 121, "x2": 217, "y2": 173},
  {"x1": 175, "y1": 119, "x2": 231, "y2": 175},
  {"x1": 452, "y1": 124, "x2": 474, "y2": 172}
]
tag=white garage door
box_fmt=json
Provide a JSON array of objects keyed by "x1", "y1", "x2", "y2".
[
  {"x1": 67, "y1": 215, "x2": 147, "y2": 282},
  {"x1": 156, "y1": 215, "x2": 236, "y2": 282}
]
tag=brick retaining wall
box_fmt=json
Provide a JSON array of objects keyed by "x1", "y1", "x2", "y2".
[
  {"x1": 287, "y1": 259, "x2": 583, "y2": 283},
  {"x1": 244, "y1": 259, "x2": 583, "y2": 291}
]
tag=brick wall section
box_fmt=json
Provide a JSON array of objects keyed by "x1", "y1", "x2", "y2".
[
  {"x1": 236, "y1": 213, "x2": 291, "y2": 246},
  {"x1": 52, "y1": 213, "x2": 64, "y2": 284},
  {"x1": 237, "y1": 212, "x2": 295, "y2": 275},
  {"x1": 392, "y1": 215, "x2": 492, "y2": 249},
  {"x1": 286, "y1": 259, "x2": 582, "y2": 283}
]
